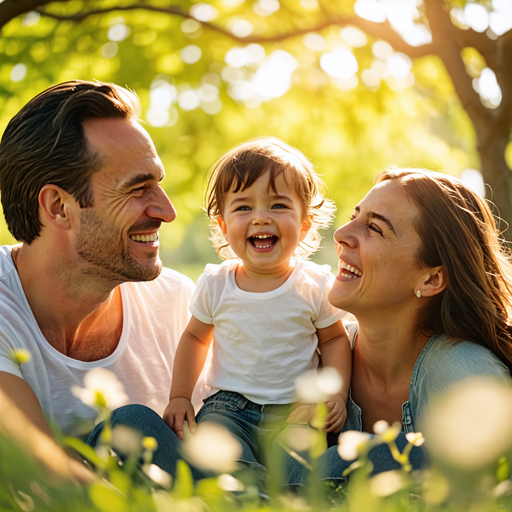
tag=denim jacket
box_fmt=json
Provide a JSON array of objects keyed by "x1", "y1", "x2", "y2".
[{"x1": 342, "y1": 323, "x2": 511, "y2": 434}]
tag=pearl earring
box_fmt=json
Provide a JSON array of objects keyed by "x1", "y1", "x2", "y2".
[{"x1": 416, "y1": 290, "x2": 422, "y2": 298}]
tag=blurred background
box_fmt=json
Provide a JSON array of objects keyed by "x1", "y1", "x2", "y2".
[{"x1": 1, "y1": 0, "x2": 511, "y2": 281}]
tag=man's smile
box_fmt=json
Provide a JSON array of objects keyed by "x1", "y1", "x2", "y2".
[{"x1": 129, "y1": 232, "x2": 159, "y2": 243}]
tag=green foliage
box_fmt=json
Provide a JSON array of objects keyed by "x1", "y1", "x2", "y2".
[
  {"x1": 3, "y1": 407, "x2": 512, "y2": 512},
  {"x1": 0, "y1": 0, "x2": 478, "y2": 280}
]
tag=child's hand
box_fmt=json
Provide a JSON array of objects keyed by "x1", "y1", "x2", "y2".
[
  {"x1": 324, "y1": 395, "x2": 347, "y2": 433},
  {"x1": 163, "y1": 398, "x2": 197, "y2": 439},
  {"x1": 286, "y1": 403, "x2": 316, "y2": 425}
]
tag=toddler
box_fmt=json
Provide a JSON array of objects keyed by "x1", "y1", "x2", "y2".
[{"x1": 164, "y1": 137, "x2": 351, "y2": 471}]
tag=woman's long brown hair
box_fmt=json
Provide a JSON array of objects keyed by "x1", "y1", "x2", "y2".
[{"x1": 377, "y1": 168, "x2": 512, "y2": 371}]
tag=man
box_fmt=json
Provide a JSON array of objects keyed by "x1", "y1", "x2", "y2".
[{"x1": 0, "y1": 81, "x2": 205, "y2": 470}]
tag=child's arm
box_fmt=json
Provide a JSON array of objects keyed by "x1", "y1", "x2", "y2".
[
  {"x1": 163, "y1": 316, "x2": 214, "y2": 439},
  {"x1": 317, "y1": 320, "x2": 352, "y2": 433}
]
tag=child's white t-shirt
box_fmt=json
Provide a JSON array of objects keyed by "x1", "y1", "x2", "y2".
[{"x1": 190, "y1": 258, "x2": 345, "y2": 404}]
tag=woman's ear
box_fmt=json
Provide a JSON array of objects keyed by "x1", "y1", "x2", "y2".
[
  {"x1": 415, "y1": 266, "x2": 447, "y2": 298},
  {"x1": 38, "y1": 185, "x2": 75, "y2": 231},
  {"x1": 216, "y1": 218, "x2": 228, "y2": 241}
]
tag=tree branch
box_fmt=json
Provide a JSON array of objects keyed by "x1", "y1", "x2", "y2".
[
  {"x1": 36, "y1": 2, "x2": 436, "y2": 57},
  {"x1": 0, "y1": 0, "x2": 68, "y2": 32},
  {"x1": 495, "y1": 29, "x2": 512, "y2": 132},
  {"x1": 424, "y1": 0, "x2": 490, "y2": 129},
  {"x1": 456, "y1": 28, "x2": 498, "y2": 71}
]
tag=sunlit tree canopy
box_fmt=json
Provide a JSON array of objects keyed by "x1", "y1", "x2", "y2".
[{"x1": 1, "y1": 0, "x2": 511, "y2": 276}]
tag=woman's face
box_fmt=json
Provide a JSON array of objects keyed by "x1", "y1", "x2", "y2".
[{"x1": 329, "y1": 179, "x2": 427, "y2": 314}]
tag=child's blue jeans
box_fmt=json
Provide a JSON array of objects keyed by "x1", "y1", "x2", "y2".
[{"x1": 196, "y1": 391, "x2": 295, "y2": 471}]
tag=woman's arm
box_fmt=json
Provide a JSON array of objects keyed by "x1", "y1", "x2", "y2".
[
  {"x1": 317, "y1": 320, "x2": 352, "y2": 432},
  {"x1": 163, "y1": 316, "x2": 214, "y2": 439}
]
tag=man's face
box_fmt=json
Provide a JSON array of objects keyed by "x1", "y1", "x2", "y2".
[{"x1": 74, "y1": 118, "x2": 176, "y2": 282}]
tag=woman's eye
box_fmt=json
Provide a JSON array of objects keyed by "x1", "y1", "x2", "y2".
[{"x1": 369, "y1": 223, "x2": 383, "y2": 235}]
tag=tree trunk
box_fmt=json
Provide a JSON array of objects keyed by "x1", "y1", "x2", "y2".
[{"x1": 476, "y1": 129, "x2": 512, "y2": 239}]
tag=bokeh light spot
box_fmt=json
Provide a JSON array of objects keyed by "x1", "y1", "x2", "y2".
[
  {"x1": 354, "y1": 0, "x2": 386, "y2": 22},
  {"x1": 461, "y1": 169, "x2": 486, "y2": 198},
  {"x1": 320, "y1": 47, "x2": 358, "y2": 79},
  {"x1": 229, "y1": 19, "x2": 254, "y2": 37},
  {"x1": 180, "y1": 45, "x2": 202, "y2": 64},
  {"x1": 303, "y1": 33, "x2": 325, "y2": 51},
  {"x1": 108, "y1": 24, "x2": 129, "y2": 42},
  {"x1": 464, "y1": 3, "x2": 489, "y2": 33},
  {"x1": 10, "y1": 63, "x2": 27, "y2": 82},
  {"x1": 190, "y1": 3, "x2": 218, "y2": 22},
  {"x1": 178, "y1": 90, "x2": 201, "y2": 110},
  {"x1": 340, "y1": 26, "x2": 368, "y2": 47},
  {"x1": 372, "y1": 40, "x2": 393, "y2": 60}
]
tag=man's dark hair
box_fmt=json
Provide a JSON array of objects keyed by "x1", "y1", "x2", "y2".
[{"x1": 0, "y1": 80, "x2": 141, "y2": 244}]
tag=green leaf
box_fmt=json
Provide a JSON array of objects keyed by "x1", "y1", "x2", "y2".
[
  {"x1": 89, "y1": 482, "x2": 129, "y2": 512},
  {"x1": 63, "y1": 436, "x2": 107, "y2": 469},
  {"x1": 171, "y1": 460, "x2": 194, "y2": 500},
  {"x1": 497, "y1": 457, "x2": 510, "y2": 483}
]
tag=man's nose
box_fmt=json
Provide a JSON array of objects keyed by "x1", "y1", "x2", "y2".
[{"x1": 148, "y1": 186, "x2": 177, "y2": 223}]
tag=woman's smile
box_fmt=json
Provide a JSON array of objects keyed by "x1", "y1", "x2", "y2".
[{"x1": 337, "y1": 258, "x2": 363, "y2": 279}]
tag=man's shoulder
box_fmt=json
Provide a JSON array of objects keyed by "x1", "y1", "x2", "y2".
[
  {"x1": 123, "y1": 267, "x2": 195, "y2": 299},
  {"x1": 0, "y1": 245, "x2": 16, "y2": 280},
  {"x1": 159, "y1": 267, "x2": 195, "y2": 290}
]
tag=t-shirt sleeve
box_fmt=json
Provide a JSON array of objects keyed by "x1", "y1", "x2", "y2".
[
  {"x1": 313, "y1": 271, "x2": 347, "y2": 329},
  {"x1": 189, "y1": 271, "x2": 213, "y2": 325},
  {"x1": 0, "y1": 331, "x2": 23, "y2": 378}
]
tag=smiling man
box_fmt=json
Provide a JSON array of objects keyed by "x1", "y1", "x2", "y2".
[{"x1": 0, "y1": 81, "x2": 205, "y2": 469}]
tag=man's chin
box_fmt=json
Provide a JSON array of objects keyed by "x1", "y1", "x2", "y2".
[{"x1": 124, "y1": 257, "x2": 163, "y2": 282}]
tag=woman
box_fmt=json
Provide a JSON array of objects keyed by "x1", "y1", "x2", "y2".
[
  {"x1": 92, "y1": 168, "x2": 512, "y2": 483},
  {"x1": 285, "y1": 167, "x2": 512, "y2": 485}
]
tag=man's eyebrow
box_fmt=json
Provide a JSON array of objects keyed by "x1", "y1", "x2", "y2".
[
  {"x1": 354, "y1": 206, "x2": 396, "y2": 234},
  {"x1": 122, "y1": 172, "x2": 164, "y2": 189}
]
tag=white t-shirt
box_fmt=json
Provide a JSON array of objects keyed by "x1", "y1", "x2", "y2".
[
  {"x1": 191, "y1": 259, "x2": 345, "y2": 404},
  {"x1": 0, "y1": 245, "x2": 207, "y2": 437}
]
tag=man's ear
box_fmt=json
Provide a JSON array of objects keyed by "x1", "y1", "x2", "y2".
[
  {"x1": 38, "y1": 185, "x2": 75, "y2": 231},
  {"x1": 216, "y1": 217, "x2": 228, "y2": 241},
  {"x1": 414, "y1": 266, "x2": 447, "y2": 298}
]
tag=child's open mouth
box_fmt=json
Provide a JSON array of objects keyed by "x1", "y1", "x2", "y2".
[{"x1": 249, "y1": 234, "x2": 278, "y2": 249}]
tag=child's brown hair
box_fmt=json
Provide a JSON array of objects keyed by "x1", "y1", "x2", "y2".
[{"x1": 206, "y1": 137, "x2": 335, "y2": 260}]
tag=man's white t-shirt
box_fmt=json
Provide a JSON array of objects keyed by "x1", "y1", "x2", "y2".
[
  {"x1": 191, "y1": 258, "x2": 345, "y2": 404},
  {"x1": 0, "y1": 245, "x2": 207, "y2": 437}
]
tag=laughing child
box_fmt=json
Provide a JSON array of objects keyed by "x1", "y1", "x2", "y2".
[{"x1": 163, "y1": 137, "x2": 351, "y2": 470}]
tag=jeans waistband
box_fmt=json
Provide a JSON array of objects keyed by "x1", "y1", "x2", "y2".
[{"x1": 206, "y1": 390, "x2": 295, "y2": 416}]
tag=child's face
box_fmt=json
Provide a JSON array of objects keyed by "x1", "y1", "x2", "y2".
[{"x1": 217, "y1": 169, "x2": 310, "y2": 274}]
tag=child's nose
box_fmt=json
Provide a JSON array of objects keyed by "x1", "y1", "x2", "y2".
[{"x1": 251, "y1": 208, "x2": 271, "y2": 224}]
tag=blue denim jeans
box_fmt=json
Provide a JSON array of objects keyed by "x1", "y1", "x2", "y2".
[
  {"x1": 196, "y1": 391, "x2": 296, "y2": 475},
  {"x1": 87, "y1": 399, "x2": 427, "y2": 487}
]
